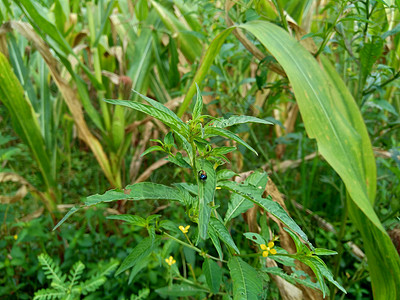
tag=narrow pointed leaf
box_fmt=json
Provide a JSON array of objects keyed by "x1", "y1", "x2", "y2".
[
  {"x1": 197, "y1": 159, "x2": 216, "y2": 240},
  {"x1": 85, "y1": 182, "x2": 182, "y2": 206},
  {"x1": 192, "y1": 83, "x2": 203, "y2": 120},
  {"x1": 211, "y1": 115, "x2": 273, "y2": 128},
  {"x1": 116, "y1": 236, "x2": 159, "y2": 275},
  {"x1": 219, "y1": 180, "x2": 309, "y2": 245},
  {"x1": 209, "y1": 217, "x2": 240, "y2": 254},
  {"x1": 205, "y1": 127, "x2": 258, "y2": 156},
  {"x1": 203, "y1": 258, "x2": 222, "y2": 294},
  {"x1": 104, "y1": 99, "x2": 185, "y2": 133}
]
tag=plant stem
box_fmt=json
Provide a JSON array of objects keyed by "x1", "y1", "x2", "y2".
[
  {"x1": 330, "y1": 191, "x2": 349, "y2": 299},
  {"x1": 163, "y1": 232, "x2": 228, "y2": 263}
]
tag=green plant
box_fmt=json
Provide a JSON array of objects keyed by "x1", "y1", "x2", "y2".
[
  {"x1": 34, "y1": 253, "x2": 118, "y2": 300},
  {"x1": 56, "y1": 87, "x2": 345, "y2": 298}
]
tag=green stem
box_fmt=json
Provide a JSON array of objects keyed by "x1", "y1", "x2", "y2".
[
  {"x1": 330, "y1": 191, "x2": 349, "y2": 299},
  {"x1": 163, "y1": 232, "x2": 228, "y2": 263},
  {"x1": 315, "y1": 2, "x2": 346, "y2": 58}
]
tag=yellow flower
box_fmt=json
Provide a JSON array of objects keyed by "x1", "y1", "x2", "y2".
[
  {"x1": 13, "y1": 235, "x2": 18, "y2": 240},
  {"x1": 260, "y1": 241, "x2": 277, "y2": 257},
  {"x1": 179, "y1": 225, "x2": 190, "y2": 234},
  {"x1": 165, "y1": 256, "x2": 176, "y2": 266}
]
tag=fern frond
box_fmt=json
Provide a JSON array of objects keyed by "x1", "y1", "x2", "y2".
[
  {"x1": 33, "y1": 288, "x2": 65, "y2": 300},
  {"x1": 80, "y1": 277, "x2": 106, "y2": 295},
  {"x1": 68, "y1": 261, "x2": 85, "y2": 289},
  {"x1": 130, "y1": 288, "x2": 150, "y2": 300},
  {"x1": 38, "y1": 253, "x2": 66, "y2": 286}
]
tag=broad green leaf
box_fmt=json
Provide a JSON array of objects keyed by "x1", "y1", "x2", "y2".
[
  {"x1": 192, "y1": 83, "x2": 203, "y2": 121},
  {"x1": 237, "y1": 21, "x2": 400, "y2": 298},
  {"x1": 202, "y1": 258, "x2": 222, "y2": 294},
  {"x1": 211, "y1": 115, "x2": 273, "y2": 128},
  {"x1": 321, "y1": 56, "x2": 400, "y2": 298},
  {"x1": 85, "y1": 182, "x2": 182, "y2": 206},
  {"x1": 0, "y1": 52, "x2": 56, "y2": 195},
  {"x1": 104, "y1": 99, "x2": 185, "y2": 134},
  {"x1": 115, "y1": 236, "x2": 159, "y2": 275},
  {"x1": 205, "y1": 127, "x2": 258, "y2": 156},
  {"x1": 197, "y1": 159, "x2": 216, "y2": 240},
  {"x1": 155, "y1": 284, "x2": 209, "y2": 296},
  {"x1": 228, "y1": 257, "x2": 262, "y2": 300},
  {"x1": 219, "y1": 180, "x2": 309, "y2": 246},
  {"x1": 209, "y1": 217, "x2": 240, "y2": 254},
  {"x1": 107, "y1": 215, "x2": 147, "y2": 227}
]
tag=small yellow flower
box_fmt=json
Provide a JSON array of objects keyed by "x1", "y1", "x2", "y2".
[
  {"x1": 165, "y1": 256, "x2": 176, "y2": 266},
  {"x1": 216, "y1": 186, "x2": 221, "y2": 190},
  {"x1": 260, "y1": 241, "x2": 277, "y2": 257},
  {"x1": 179, "y1": 225, "x2": 190, "y2": 234},
  {"x1": 13, "y1": 235, "x2": 18, "y2": 240}
]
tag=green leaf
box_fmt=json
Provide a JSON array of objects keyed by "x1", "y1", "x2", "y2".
[
  {"x1": 104, "y1": 98, "x2": 186, "y2": 134},
  {"x1": 216, "y1": 169, "x2": 237, "y2": 181},
  {"x1": 192, "y1": 83, "x2": 203, "y2": 121},
  {"x1": 177, "y1": 28, "x2": 235, "y2": 117},
  {"x1": 224, "y1": 171, "x2": 268, "y2": 224},
  {"x1": 196, "y1": 159, "x2": 216, "y2": 240},
  {"x1": 243, "y1": 232, "x2": 266, "y2": 245},
  {"x1": 85, "y1": 182, "x2": 183, "y2": 206},
  {"x1": 155, "y1": 284, "x2": 209, "y2": 296},
  {"x1": 360, "y1": 39, "x2": 384, "y2": 88},
  {"x1": 197, "y1": 159, "x2": 216, "y2": 240},
  {"x1": 135, "y1": 0, "x2": 148, "y2": 21},
  {"x1": 211, "y1": 115, "x2": 273, "y2": 128},
  {"x1": 203, "y1": 258, "x2": 222, "y2": 294},
  {"x1": 53, "y1": 206, "x2": 80, "y2": 231},
  {"x1": 115, "y1": 237, "x2": 159, "y2": 275},
  {"x1": 209, "y1": 217, "x2": 240, "y2": 254},
  {"x1": 235, "y1": 20, "x2": 400, "y2": 297},
  {"x1": 228, "y1": 257, "x2": 262, "y2": 300},
  {"x1": 313, "y1": 248, "x2": 338, "y2": 256},
  {"x1": 262, "y1": 267, "x2": 320, "y2": 291},
  {"x1": 283, "y1": 227, "x2": 308, "y2": 254},
  {"x1": 208, "y1": 225, "x2": 223, "y2": 260},
  {"x1": 140, "y1": 145, "x2": 165, "y2": 157},
  {"x1": 219, "y1": 180, "x2": 309, "y2": 246},
  {"x1": 151, "y1": 1, "x2": 202, "y2": 63},
  {"x1": 131, "y1": 89, "x2": 185, "y2": 128},
  {"x1": 204, "y1": 127, "x2": 258, "y2": 156},
  {"x1": 0, "y1": 52, "x2": 56, "y2": 195},
  {"x1": 107, "y1": 214, "x2": 147, "y2": 227},
  {"x1": 298, "y1": 255, "x2": 346, "y2": 296}
]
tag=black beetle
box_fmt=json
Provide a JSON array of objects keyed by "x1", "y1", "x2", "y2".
[{"x1": 198, "y1": 170, "x2": 207, "y2": 181}]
